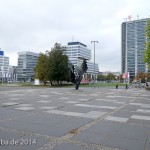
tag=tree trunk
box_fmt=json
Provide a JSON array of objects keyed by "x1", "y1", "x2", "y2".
[
  {"x1": 57, "y1": 80, "x2": 59, "y2": 85},
  {"x1": 50, "y1": 80, "x2": 53, "y2": 86},
  {"x1": 44, "y1": 81, "x2": 46, "y2": 86}
]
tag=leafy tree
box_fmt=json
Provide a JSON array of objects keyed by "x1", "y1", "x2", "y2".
[
  {"x1": 135, "y1": 72, "x2": 146, "y2": 83},
  {"x1": 87, "y1": 74, "x2": 92, "y2": 82},
  {"x1": 47, "y1": 43, "x2": 70, "y2": 85},
  {"x1": 146, "y1": 72, "x2": 150, "y2": 81},
  {"x1": 97, "y1": 74, "x2": 107, "y2": 81},
  {"x1": 35, "y1": 43, "x2": 70, "y2": 85},
  {"x1": 144, "y1": 20, "x2": 150, "y2": 69},
  {"x1": 106, "y1": 73, "x2": 116, "y2": 81},
  {"x1": 35, "y1": 52, "x2": 48, "y2": 85}
]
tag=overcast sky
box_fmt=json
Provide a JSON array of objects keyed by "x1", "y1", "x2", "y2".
[{"x1": 0, "y1": 0, "x2": 150, "y2": 72}]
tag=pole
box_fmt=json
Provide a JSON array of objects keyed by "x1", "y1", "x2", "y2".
[{"x1": 91, "y1": 41, "x2": 98, "y2": 88}]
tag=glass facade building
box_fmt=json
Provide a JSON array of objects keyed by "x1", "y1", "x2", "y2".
[
  {"x1": 121, "y1": 18, "x2": 150, "y2": 80},
  {"x1": 17, "y1": 51, "x2": 39, "y2": 81},
  {"x1": 65, "y1": 42, "x2": 99, "y2": 75}
]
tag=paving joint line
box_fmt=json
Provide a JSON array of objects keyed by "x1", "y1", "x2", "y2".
[{"x1": 37, "y1": 96, "x2": 137, "y2": 150}]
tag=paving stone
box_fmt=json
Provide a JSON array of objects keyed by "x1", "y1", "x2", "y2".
[
  {"x1": 76, "y1": 120, "x2": 123, "y2": 136},
  {"x1": 115, "y1": 123, "x2": 150, "y2": 141},
  {"x1": 145, "y1": 135, "x2": 150, "y2": 150},
  {"x1": 28, "y1": 117, "x2": 91, "y2": 137},
  {"x1": 40, "y1": 95, "x2": 49, "y2": 98},
  {"x1": 141, "y1": 104, "x2": 150, "y2": 108},
  {"x1": 1, "y1": 102, "x2": 20, "y2": 106},
  {"x1": 74, "y1": 122, "x2": 146, "y2": 150},
  {"x1": 130, "y1": 115, "x2": 150, "y2": 121},
  {"x1": 127, "y1": 118, "x2": 150, "y2": 125},
  {"x1": 86, "y1": 100, "x2": 119, "y2": 107},
  {"x1": 39, "y1": 106, "x2": 56, "y2": 110},
  {"x1": 65, "y1": 101, "x2": 78, "y2": 104},
  {"x1": 60, "y1": 105, "x2": 105, "y2": 113},
  {"x1": 11, "y1": 114, "x2": 73, "y2": 127},
  {"x1": 77, "y1": 99, "x2": 89, "y2": 102},
  {"x1": 14, "y1": 107, "x2": 35, "y2": 111},
  {"x1": 136, "y1": 109, "x2": 150, "y2": 113},
  {"x1": 59, "y1": 97, "x2": 69, "y2": 99},
  {"x1": 9, "y1": 98, "x2": 21, "y2": 101},
  {"x1": 121, "y1": 105, "x2": 140, "y2": 111},
  {"x1": 37, "y1": 100, "x2": 52, "y2": 103},
  {"x1": 80, "y1": 111, "x2": 107, "y2": 119},
  {"x1": 105, "y1": 116, "x2": 129, "y2": 123},
  {"x1": 45, "y1": 110, "x2": 84, "y2": 117},
  {"x1": 111, "y1": 110, "x2": 134, "y2": 118},
  {"x1": 10, "y1": 94, "x2": 25, "y2": 97},
  {"x1": 0, "y1": 129, "x2": 24, "y2": 140},
  {"x1": 102, "y1": 136, "x2": 145, "y2": 150},
  {"x1": 0, "y1": 108, "x2": 29, "y2": 120},
  {"x1": 51, "y1": 143, "x2": 92, "y2": 150},
  {"x1": 75, "y1": 104, "x2": 117, "y2": 110},
  {"x1": 74, "y1": 130, "x2": 107, "y2": 145},
  {"x1": 16, "y1": 104, "x2": 33, "y2": 107},
  {"x1": 95, "y1": 98, "x2": 116, "y2": 102},
  {"x1": 113, "y1": 101, "x2": 125, "y2": 104},
  {"x1": 129, "y1": 103, "x2": 143, "y2": 106}
]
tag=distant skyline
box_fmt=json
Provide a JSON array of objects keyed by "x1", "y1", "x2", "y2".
[{"x1": 0, "y1": 0, "x2": 150, "y2": 72}]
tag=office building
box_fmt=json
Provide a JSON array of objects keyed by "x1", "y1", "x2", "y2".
[
  {"x1": 65, "y1": 42, "x2": 99, "y2": 76},
  {"x1": 0, "y1": 50, "x2": 9, "y2": 82},
  {"x1": 17, "y1": 51, "x2": 39, "y2": 81},
  {"x1": 121, "y1": 18, "x2": 150, "y2": 80}
]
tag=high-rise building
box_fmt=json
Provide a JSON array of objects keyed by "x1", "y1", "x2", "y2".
[
  {"x1": 0, "y1": 50, "x2": 9, "y2": 82},
  {"x1": 17, "y1": 51, "x2": 39, "y2": 81},
  {"x1": 121, "y1": 18, "x2": 150, "y2": 80},
  {"x1": 65, "y1": 42, "x2": 99, "y2": 75}
]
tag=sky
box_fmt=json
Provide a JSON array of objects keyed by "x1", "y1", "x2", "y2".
[{"x1": 0, "y1": 0, "x2": 150, "y2": 72}]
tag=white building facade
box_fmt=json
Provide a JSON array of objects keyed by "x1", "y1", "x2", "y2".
[
  {"x1": 0, "y1": 50, "x2": 9, "y2": 82},
  {"x1": 65, "y1": 42, "x2": 99, "y2": 76}
]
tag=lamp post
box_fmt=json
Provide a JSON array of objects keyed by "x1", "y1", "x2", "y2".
[{"x1": 91, "y1": 41, "x2": 98, "y2": 88}]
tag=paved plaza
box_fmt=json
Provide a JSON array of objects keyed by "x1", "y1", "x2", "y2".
[{"x1": 0, "y1": 86, "x2": 150, "y2": 150}]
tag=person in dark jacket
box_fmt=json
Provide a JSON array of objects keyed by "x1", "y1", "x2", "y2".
[
  {"x1": 125, "y1": 84, "x2": 128, "y2": 89},
  {"x1": 116, "y1": 84, "x2": 118, "y2": 89}
]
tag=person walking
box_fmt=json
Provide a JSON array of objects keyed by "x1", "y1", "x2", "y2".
[{"x1": 116, "y1": 84, "x2": 118, "y2": 89}]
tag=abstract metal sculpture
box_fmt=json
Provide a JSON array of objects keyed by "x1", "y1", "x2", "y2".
[{"x1": 69, "y1": 58, "x2": 88, "y2": 90}]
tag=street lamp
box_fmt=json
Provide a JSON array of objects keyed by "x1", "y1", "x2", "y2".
[{"x1": 91, "y1": 41, "x2": 98, "y2": 88}]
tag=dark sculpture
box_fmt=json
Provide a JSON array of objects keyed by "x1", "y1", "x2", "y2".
[{"x1": 69, "y1": 58, "x2": 88, "y2": 90}]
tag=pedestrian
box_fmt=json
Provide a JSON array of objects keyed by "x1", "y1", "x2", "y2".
[
  {"x1": 146, "y1": 82, "x2": 149, "y2": 87},
  {"x1": 116, "y1": 84, "x2": 118, "y2": 89},
  {"x1": 125, "y1": 84, "x2": 128, "y2": 90}
]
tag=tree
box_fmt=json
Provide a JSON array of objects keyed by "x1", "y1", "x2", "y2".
[
  {"x1": 47, "y1": 43, "x2": 70, "y2": 85},
  {"x1": 135, "y1": 72, "x2": 146, "y2": 83},
  {"x1": 146, "y1": 72, "x2": 150, "y2": 81},
  {"x1": 35, "y1": 43, "x2": 70, "y2": 86},
  {"x1": 35, "y1": 52, "x2": 48, "y2": 85},
  {"x1": 106, "y1": 73, "x2": 116, "y2": 81},
  {"x1": 144, "y1": 20, "x2": 150, "y2": 69},
  {"x1": 97, "y1": 74, "x2": 107, "y2": 81}
]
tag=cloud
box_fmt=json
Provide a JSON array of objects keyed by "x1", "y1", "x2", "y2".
[{"x1": 0, "y1": 0, "x2": 150, "y2": 72}]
